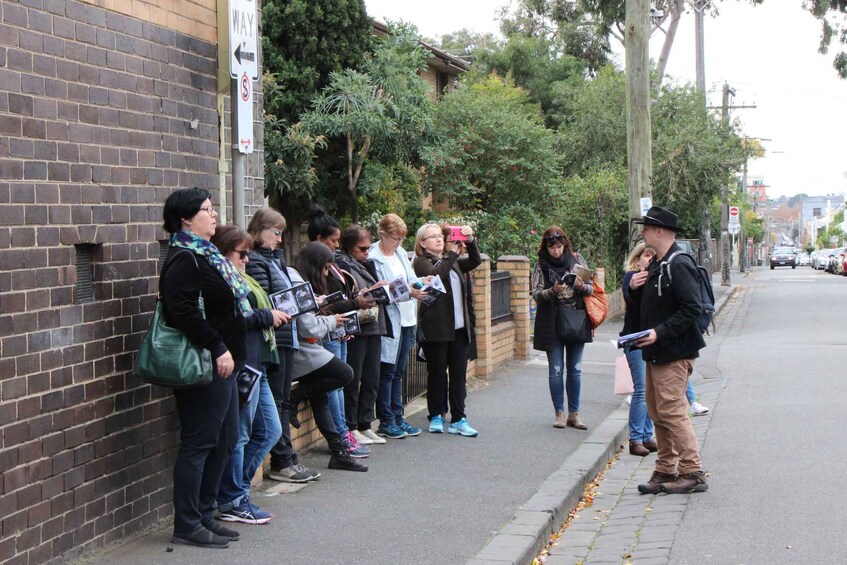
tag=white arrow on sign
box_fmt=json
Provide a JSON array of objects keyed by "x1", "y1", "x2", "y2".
[{"x1": 229, "y1": 0, "x2": 258, "y2": 80}]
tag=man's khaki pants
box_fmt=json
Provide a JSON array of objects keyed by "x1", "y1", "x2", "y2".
[{"x1": 645, "y1": 359, "x2": 702, "y2": 475}]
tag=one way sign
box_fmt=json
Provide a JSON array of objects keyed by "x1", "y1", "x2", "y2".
[{"x1": 229, "y1": 0, "x2": 258, "y2": 80}]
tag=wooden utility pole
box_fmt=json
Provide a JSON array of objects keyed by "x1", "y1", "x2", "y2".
[
  {"x1": 719, "y1": 82, "x2": 735, "y2": 286},
  {"x1": 693, "y1": 0, "x2": 711, "y2": 271},
  {"x1": 625, "y1": 0, "x2": 653, "y2": 248}
]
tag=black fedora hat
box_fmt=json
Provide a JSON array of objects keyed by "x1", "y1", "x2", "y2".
[{"x1": 634, "y1": 206, "x2": 682, "y2": 232}]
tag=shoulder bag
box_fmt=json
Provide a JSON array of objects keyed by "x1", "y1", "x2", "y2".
[
  {"x1": 133, "y1": 252, "x2": 213, "y2": 389},
  {"x1": 584, "y1": 275, "x2": 609, "y2": 330},
  {"x1": 556, "y1": 300, "x2": 591, "y2": 344}
]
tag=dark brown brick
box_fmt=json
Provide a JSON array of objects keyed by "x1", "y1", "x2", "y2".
[
  {"x1": 47, "y1": 162, "x2": 69, "y2": 181},
  {"x1": 24, "y1": 161, "x2": 47, "y2": 180},
  {"x1": 8, "y1": 94, "x2": 33, "y2": 117},
  {"x1": 0, "y1": 160, "x2": 24, "y2": 180}
]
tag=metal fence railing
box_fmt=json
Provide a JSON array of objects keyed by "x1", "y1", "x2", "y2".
[
  {"x1": 403, "y1": 345, "x2": 428, "y2": 404},
  {"x1": 491, "y1": 270, "x2": 512, "y2": 324}
]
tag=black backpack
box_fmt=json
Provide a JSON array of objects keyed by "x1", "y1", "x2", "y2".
[{"x1": 662, "y1": 251, "x2": 716, "y2": 335}]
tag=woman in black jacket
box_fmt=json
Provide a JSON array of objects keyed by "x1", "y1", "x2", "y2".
[
  {"x1": 336, "y1": 225, "x2": 390, "y2": 445},
  {"x1": 412, "y1": 223, "x2": 481, "y2": 437},
  {"x1": 159, "y1": 188, "x2": 248, "y2": 549},
  {"x1": 244, "y1": 207, "x2": 320, "y2": 484},
  {"x1": 531, "y1": 226, "x2": 594, "y2": 430}
]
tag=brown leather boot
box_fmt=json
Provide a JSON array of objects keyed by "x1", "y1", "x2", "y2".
[
  {"x1": 553, "y1": 410, "x2": 566, "y2": 428},
  {"x1": 566, "y1": 412, "x2": 587, "y2": 430},
  {"x1": 637, "y1": 471, "x2": 678, "y2": 494},
  {"x1": 643, "y1": 439, "x2": 658, "y2": 452},
  {"x1": 629, "y1": 441, "x2": 649, "y2": 457},
  {"x1": 662, "y1": 471, "x2": 708, "y2": 494}
]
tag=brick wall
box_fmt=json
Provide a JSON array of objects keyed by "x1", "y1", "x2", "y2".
[{"x1": 0, "y1": 0, "x2": 265, "y2": 563}]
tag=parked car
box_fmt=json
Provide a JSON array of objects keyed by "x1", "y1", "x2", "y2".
[
  {"x1": 813, "y1": 249, "x2": 832, "y2": 270},
  {"x1": 797, "y1": 252, "x2": 810, "y2": 266},
  {"x1": 770, "y1": 246, "x2": 796, "y2": 269},
  {"x1": 831, "y1": 247, "x2": 847, "y2": 274}
]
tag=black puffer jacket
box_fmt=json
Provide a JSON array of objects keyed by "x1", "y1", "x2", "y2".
[
  {"x1": 245, "y1": 247, "x2": 296, "y2": 349},
  {"x1": 630, "y1": 242, "x2": 707, "y2": 364}
]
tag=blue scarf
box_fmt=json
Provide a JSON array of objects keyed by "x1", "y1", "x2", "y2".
[{"x1": 171, "y1": 231, "x2": 253, "y2": 317}]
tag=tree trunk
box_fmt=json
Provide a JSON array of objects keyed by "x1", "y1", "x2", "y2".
[
  {"x1": 625, "y1": 0, "x2": 653, "y2": 249},
  {"x1": 653, "y1": 0, "x2": 683, "y2": 89}
]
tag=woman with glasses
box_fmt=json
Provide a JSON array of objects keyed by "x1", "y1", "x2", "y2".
[
  {"x1": 306, "y1": 205, "x2": 373, "y2": 458},
  {"x1": 211, "y1": 225, "x2": 286, "y2": 524},
  {"x1": 412, "y1": 223, "x2": 481, "y2": 437},
  {"x1": 336, "y1": 225, "x2": 390, "y2": 446},
  {"x1": 159, "y1": 190, "x2": 246, "y2": 548},
  {"x1": 245, "y1": 208, "x2": 321, "y2": 484},
  {"x1": 369, "y1": 214, "x2": 429, "y2": 439},
  {"x1": 531, "y1": 226, "x2": 594, "y2": 430}
]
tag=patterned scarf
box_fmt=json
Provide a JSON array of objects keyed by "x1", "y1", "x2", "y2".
[
  {"x1": 242, "y1": 273, "x2": 279, "y2": 364},
  {"x1": 171, "y1": 231, "x2": 253, "y2": 317}
]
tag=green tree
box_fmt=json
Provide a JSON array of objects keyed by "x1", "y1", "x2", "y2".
[
  {"x1": 796, "y1": 0, "x2": 847, "y2": 78},
  {"x1": 421, "y1": 72, "x2": 561, "y2": 214},
  {"x1": 300, "y1": 22, "x2": 434, "y2": 222},
  {"x1": 261, "y1": 0, "x2": 373, "y2": 125}
]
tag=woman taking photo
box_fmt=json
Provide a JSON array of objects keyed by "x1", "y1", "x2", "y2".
[
  {"x1": 336, "y1": 225, "x2": 390, "y2": 445},
  {"x1": 245, "y1": 208, "x2": 320, "y2": 484},
  {"x1": 211, "y1": 225, "x2": 286, "y2": 524},
  {"x1": 621, "y1": 242, "x2": 658, "y2": 456},
  {"x1": 412, "y1": 223, "x2": 481, "y2": 437},
  {"x1": 159, "y1": 188, "x2": 247, "y2": 549},
  {"x1": 531, "y1": 226, "x2": 594, "y2": 430}
]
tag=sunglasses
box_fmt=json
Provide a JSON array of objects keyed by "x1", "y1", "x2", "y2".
[
  {"x1": 357, "y1": 245, "x2": 370, "y2": 253},
  {"x1": 545, "y1": 235, "x2": 565, "y2": 246},
  {"x1": 235, "y1": 250, "x2": 249, "y2": 260}
]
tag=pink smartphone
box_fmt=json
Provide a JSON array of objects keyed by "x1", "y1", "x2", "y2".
[{"x1": 448, "y1": 226, "x2": 467, "y2": 241}]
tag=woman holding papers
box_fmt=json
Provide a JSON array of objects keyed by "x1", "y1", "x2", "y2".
[
  {"x1": 531, "y1": 226, "x2": 595, "y2": 430},
  {"x1": 370, "y1": 214, "x2": 429, "y2": 440},
  {"x1": 337, "y1": 226, "x2": 390, "y2": 444},
  {"x1": 621, "y1": 242, "x2": 659, "y2": 456},
  {"x1": 412, "y1": 223, "x2": 482, "y2": 437}
]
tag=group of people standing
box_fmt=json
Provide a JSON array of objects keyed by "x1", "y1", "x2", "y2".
[
  {"x1": 532, "y1": 206, "x2": 710, "y2": 496},
  {"x1": 157, "y1": 188, "x2": 483, "y2": 549}
]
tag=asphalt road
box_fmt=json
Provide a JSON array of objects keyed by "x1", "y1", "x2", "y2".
[{"x1": 669, "y1": 266, "x2": 847, "y2": 564}]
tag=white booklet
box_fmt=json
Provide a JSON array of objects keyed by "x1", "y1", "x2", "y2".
[
  {"x1": 269, "y1": 281, "x2": 319, "y2": 318},
  {"x1": 615, "y1": 330, "x2": 652, "y2": 349},
  {"x1": 418, "y1": 275, "x2": 447, "y2": 305}
]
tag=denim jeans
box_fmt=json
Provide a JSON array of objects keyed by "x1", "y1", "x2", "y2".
[
  {"x1": 217, "y1": 373, "x2": 282, "y2": 511},
  {"x1": 545, "y1": 340, "x2": 585, "y2": 413},
  {"x1": 323, "y1": 339, "x2": 349, "y2": 435},
  {"x1": 377, "y1": 325, "x2": 416, "y2": 427},
  {"x1": 625, "y1": 347, "x2": 654, "y2": 443},
  {"x1": 685, "y1": 379, "x2": 696, "y2": 404}
]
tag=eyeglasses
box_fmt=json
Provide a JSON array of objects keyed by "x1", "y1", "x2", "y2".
[
  {"x1": 423, "y1": 234, "x2": 444, "y2": 241},
  {"x1": 383, "y1": 232, "x2": 405, "y2": 244},
  {"x1": 199, "y1": 206, "x2": 216, "y2": 216},
  {"x1": 266, "y1": 227, "x2": 282, "y2": 237},
  {"x1": 357, "y1": 245, "x2": 370, "y2": 253}
]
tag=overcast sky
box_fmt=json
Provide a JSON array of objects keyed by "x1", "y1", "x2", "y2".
[{"x1": 364, "y1": 0, "x2": 847, "y2": 199}]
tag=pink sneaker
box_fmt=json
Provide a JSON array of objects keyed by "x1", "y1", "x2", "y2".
[{"x1": 345, "y1": 431, "x2": 360, "y2": 449}]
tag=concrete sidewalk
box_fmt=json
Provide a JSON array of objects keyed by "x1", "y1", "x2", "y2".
[{"x1": 77, "y1": 274, "x2": 737, "y2": 565}]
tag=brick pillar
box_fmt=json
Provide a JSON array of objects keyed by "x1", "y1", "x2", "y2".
[
  {"x1": 470, "y1": 254, "x2": 492, "y2": 378},
  {"x1": 497, "y1": 255, "x2": 531, "y2": 360}
]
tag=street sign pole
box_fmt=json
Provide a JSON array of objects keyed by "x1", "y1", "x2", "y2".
[{"x1": 227, "y1": 0, "x2": 259, "y2": 226}]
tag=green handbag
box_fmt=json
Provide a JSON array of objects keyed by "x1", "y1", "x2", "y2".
[{"x1": 133, "y1": 297, "x2": 213, "y2": 389}]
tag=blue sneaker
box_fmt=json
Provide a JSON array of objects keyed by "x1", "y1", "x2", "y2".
[
  {"x1": 219, "y1": 497, "x2": 272, "y2": 524},
  {"x1": 428, "y1": 415, "x2": 444, "y2": 434},
  {"x1": 343, "y1": 434, "x2": 371, "y2": 458},
  {"x1": 447, "y1": 418, "x2": 478, "y2": 437},
  {"x1": 376, "y1": 423, "x2": 407, "y2": 439},
  {"x1": 398, "y1": 420, "x2": 422, "y2": 437}
]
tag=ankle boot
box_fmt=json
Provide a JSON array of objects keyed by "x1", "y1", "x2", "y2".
[
  {"x1": 329, "y1": 447, "x2": 368, "y2": 472},
  {"x1": 566, "y1": 412, "x2": 587, "y2": 430},
  {"x1": 288, "y1": 389, "x2": 305, "y2": 429},
  {"x1": 629, "y1": 441, "x2": 649, "y2": 457},
  {"x1": 553, "y1": 410, "x2": 566, "y2": 428}
]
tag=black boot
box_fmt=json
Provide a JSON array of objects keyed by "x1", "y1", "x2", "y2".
[
  {"x1": 329, "y1": 447, "x2": 368, "y2": 472},
  {"x1": 288, "y1": 386, "x2": 305, "y2": 429}
]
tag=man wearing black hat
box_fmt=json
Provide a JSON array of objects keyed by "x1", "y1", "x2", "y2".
[{"x1": 629, "y1": 206, "x2": 708, "y2": 495}]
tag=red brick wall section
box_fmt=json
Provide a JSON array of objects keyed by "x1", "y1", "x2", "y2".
[{"x1": 0, "y1": 0, "x2": 263, "y2": 563}]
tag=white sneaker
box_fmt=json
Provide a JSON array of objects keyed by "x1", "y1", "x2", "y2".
[
  {"x1": 360, "y1": 429, "x2": 386, "y2": 444},
  {"x1": 690, "y1": 401, "x2": 709, "y2": 416},
  {"x1": 351, "y1": 430, "x2": 373, "y2": 445}
]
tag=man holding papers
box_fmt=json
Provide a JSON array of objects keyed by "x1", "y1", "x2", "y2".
[{"x1": 629, "y1": 206, "x2": 708, "y2": 496}]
